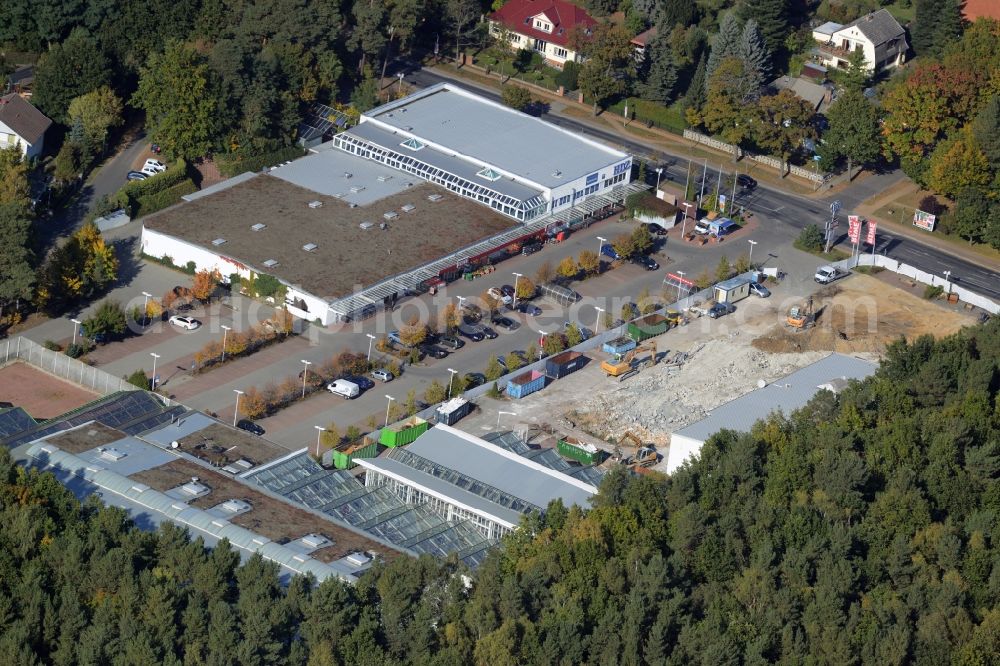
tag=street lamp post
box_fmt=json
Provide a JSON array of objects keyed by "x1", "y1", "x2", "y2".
[
  {"x1": 220, "y1": 324, "x2": 231, "y2": 363},
  {"x1": 596, "y1": 236, "x2": 607, "y2": 258},
  {"x1": 71, "y1": 318, "x2": 82, "y2": 347},
  {"x1": 943, "y1": 270, "x2": 952, "y2": 294},
  {"x1": 150, "y1": 352, "x2": 160, "y2": 390},
  {"x1": 384, "y1": 395, "x2": 395, "y2": 427},
  {"x1": 681, "y1": 202, "x2": 693, "y2": 239},
  {"x1": 301, "y1": 359, "x2": 312, "y2": 398},
  {"x1": 676, "y1": 271, "x2": 686, "y2": 304},
  {"x1": 497, "y1": 411, "x2": 515, "y2": 429},
  {"x1": 654, "y1": 167, "x2": 663, "y2": 194},
  {"x1": 365, "y1": 333, "x2": 376, "y2": 365},
  {"x1": 141, "y1": 291, "x2": 153, "y2": 325},
  {"x1": 447, "y1": 368, "x2": 458, "y2": 398},
  {"x1": 512, "y1": 272, "x2": 522, "y2": 310},
  {"x1": 232, "y1": 389, "x2": 244, "y2": 427},
  {"x1": 747, "y1": 239, "x2": 758, "y2": 270},
  {"x1": 397, "y1": 72, "x2": 405, "y2": 96},
  {"x1": 456, "y1": 295, "x2": 466, "y2": 311},
  {"x1": 314, "y1": 425, "x2": 326, "y2": 458},
  {"x1": 595, "y1": 306, "x2": 605, "y2": 334}
]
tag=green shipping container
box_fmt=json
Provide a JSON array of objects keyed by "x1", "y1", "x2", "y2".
[
  {"x1": 627, "y1": 314, "x2": 669, "y2": 342},
  {"x1": 331, "y1": 438, "x2": 378, "y2": 469},
  {"x1": 557, "y1": 438, "x2": 607, "y2": 465},
  {"x1": 379, "y1": 417, "x2": 430, "y2": 447}
]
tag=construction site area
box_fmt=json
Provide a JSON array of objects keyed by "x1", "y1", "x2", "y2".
[{"x1": 461, "y1": 272, "x2": 979, "y2": 472}]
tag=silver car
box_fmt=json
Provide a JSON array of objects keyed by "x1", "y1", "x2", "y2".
[{"x1": 749, "y1": 282, "x2": 770, "y2": 298}]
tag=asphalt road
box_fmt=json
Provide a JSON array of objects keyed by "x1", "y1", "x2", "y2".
[{"x1": 403, "y1": 67, "x2": 1000, "y2": 299}]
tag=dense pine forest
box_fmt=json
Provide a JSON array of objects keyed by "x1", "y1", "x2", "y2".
[{"x1": 1, "y1": 318, "x2": 998, "y2": 665}]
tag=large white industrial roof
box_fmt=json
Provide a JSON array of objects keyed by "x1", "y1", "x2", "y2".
[
  {"x1": 362, "y1": 83, "x2": 628, "y2": 189},
  {"x1": 674, "y1": 353, "x2": 877, "y2": 443}
]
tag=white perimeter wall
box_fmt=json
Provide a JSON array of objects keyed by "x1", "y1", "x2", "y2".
[{"x1": 141, "y1": 226, "x2": 335, "y2": 325}]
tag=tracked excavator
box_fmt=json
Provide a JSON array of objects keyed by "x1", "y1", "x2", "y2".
[
  {"x1": 786, "y1": 297, "x2": 815, "y2": 330},
  {"x1": 601, "y1": 341, "x2": 658, "y2": 379}
]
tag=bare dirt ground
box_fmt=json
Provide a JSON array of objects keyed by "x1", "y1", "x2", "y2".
[
  {"x1": 459, "y1": 273, "x2": 978, "y2": 463},
  {"x1": 131, "y1": 458, "x2": 400, "y2": 562},
  {"x1": 0, "y1": 362, "x2": 99, "y2": 420},
  {"x1": 751, "y1": 273, "x2": 979, "y2": 355}
]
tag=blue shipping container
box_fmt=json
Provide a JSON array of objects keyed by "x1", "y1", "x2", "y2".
[
  {"x1": 506, "y1": 370, "x2": 546, "y2": 399},
  {"x1": 602, "y1": 337, "x2": 636, "y2": 355}
]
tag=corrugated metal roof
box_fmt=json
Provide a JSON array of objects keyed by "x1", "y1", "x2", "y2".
[
  {"x1": 674, "y1": 353, "x2": 877, "y2": 443},
  {"x1": 363, "y1": 84, "x2": 627, "y2": 189}
]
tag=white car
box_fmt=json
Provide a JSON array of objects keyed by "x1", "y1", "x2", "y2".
[
  {"x1": 143, "y1": 159, "x2": 167, "y2": 173},
  {"x1": 169, "y1": 315, "x2": 201, "y2": 330}
]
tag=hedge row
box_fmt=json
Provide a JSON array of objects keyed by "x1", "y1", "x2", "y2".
[
  {"x1": 217, "y1": 146, "x2": 306, "y2": 177},
  {"x1": 113, "y1": 159, "x2": 189, "y2": 208},
  {"x1": 133, "y1": 179, "x2": 198, "y2": 218}
]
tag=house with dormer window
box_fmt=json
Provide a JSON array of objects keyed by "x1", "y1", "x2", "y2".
[
  {"x1": 488, "y1": 0, "x2": 597, "y2": 69},
  {"x1": 811, "y1": 9, "x2": 907, "y2": 74}
]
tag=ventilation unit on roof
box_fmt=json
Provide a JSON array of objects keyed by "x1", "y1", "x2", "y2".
[
  {"x1": 251, "y1": 223, "x2": 266, "y2": 231},
  {"x1": 346, "y1": 552, "x2": 372, "y2": 566},
  {"x1": 308, "y1": 200, "x2": 323, "y2": 208},
  {"x1": 179, "y1": 480, "x2": 210, "y2": 497},
  {"x1": 350, "y1": 185, "x2": 365, "y2": 193},
  {"x1": 427, "y1": 193, "x2": 443, "y2": 202},
  {"x1": 348, "y1": 202, "x2": 358, "y2": 208},
  {"x1": 343, "y1": 172, "x2": 353, "y2": 178},
  {"x1": 212, "y1": 238, "x2": 227, "y2": 246},
  {"x1": 99, "y1": 447, "x2": 127, "y2": 462},
  {"x1": 360, "y1": 221, "x2": 374, "y2": 230},
  {"x1": 377, "y1": 174, "x2": 392, "y2": 182},
  {"x1": 220, "y1": 499, "x2": 251, "y2": 514},
  {"x1": 404, "y1": 181, "x2": 413, "y2": 188},
  {"x1": 552, "y1": 170, "x2": 562, "y2": 178},
  {"x1": 262, "y1": 259, "x2": 279, "y2": 268},
  {"x1": 302, "y1": 243, "x2": 318, "y2": 252},
  {"x1": 383, "y1": 211, "x2": 398, "y2": 220},
  {"x1": 380, "y1": 222, "x2": 388, "y2": 230},
  {"x1": 301, "y1": 534, "x2": 331, "y2": 549},
  {"x1": 401, "y1": 204, "x2": 415, "y2": 213}
]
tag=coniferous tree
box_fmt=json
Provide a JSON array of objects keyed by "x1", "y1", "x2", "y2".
[
  {"x1": 705, "y1": 13, "x2": 742, "y2": 89},
  {"x1": 640, "y1": 39, "x2": 679, "y2": 104},
  {"x1": 737, "y1": 19, "x2": 770, "y2": 89},
  {"x1": 684, "y1": 52, "x2": 708, "y2": 112},
  {"x1": 737, "y1": 0, "x2": 788, "y2": 55}
]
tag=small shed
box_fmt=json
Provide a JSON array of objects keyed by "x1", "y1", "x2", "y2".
[
  {"x1": 715, "y1": 276, "x2": 751, "y2": 303},
  {"x1": 379, "y1": 416, "x2": 429, "y2": 447},
  {"x1": 436, "y1": 397, "x2": 473, "y2": 426},
  {"x1": 545, "y1": 351, "x2": 585, "y2": 379},
  {"x1": 507, "y1": 370, "x2": 546, "y2": 399}
]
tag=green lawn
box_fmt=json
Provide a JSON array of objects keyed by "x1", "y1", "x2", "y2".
[
  {"x1": 471, "y1": 49, "x2": 561, "y2": 91},
  {"x1": 607, "y1": 98, "x2": 687, "y2": 134},
  {"x1": 883, "y1": 0, "x2": 916, "y2": 24}
]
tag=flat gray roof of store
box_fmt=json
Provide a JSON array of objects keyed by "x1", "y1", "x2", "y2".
[
  {"x1": 346, "y1": 121, "x2": 546, "y2": 202},
  {"x1": 270, "y1": 143, "x2": 418, "y2": 206},
  {"x1": 364, "y1": 83, "x2": 628, "y2": 189},
  {"x1": 675, "y1": 353, "x2": 877, "y2": 443},
  {"x1": 402, "y1": 424, "x2": 597, "y2": 510}
]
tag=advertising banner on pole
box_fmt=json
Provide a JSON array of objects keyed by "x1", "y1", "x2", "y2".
[
  {"x1": 718, "y1": 194, "x2": 727, "y2": 213},
  {"x1": 848, "y1": 215, "x2": 861, "y2": 245},
  {"x1": 913, "y1": 210, "x2": 936, "y2": 231},
  {"x1": 865, "y1": 219, "x2": 877, "y2": 245}
]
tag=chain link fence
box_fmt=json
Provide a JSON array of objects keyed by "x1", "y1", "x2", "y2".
[{"x1": 2, "y1": 336, "x2": 131, "y2": 395}]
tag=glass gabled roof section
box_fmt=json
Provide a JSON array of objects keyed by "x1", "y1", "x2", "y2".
[
  {"x1": 400, "y1": 137, "x2": 425, "y2": 151},
  {"x1": 476, "y1": 166, "x2": 502, "y2": 181}
]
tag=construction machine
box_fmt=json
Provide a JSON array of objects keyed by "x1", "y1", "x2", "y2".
[
  {"x1": 601, "y1": 343, "x2": 657, "y2": 378},
  {"x1": 611, "y1": 433, "x2": 659, "y2": 470},
  {"x1": 786, "y1": 297, "x2": 815, "y2": 330}
]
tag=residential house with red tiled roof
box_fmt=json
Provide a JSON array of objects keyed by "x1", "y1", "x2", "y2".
[
  {"x1": 488, "y1": 0, "x2": 598, "y2": 69},
  {"x1": 962, "y1": 0, "x2": 1000, "y2": 22}
]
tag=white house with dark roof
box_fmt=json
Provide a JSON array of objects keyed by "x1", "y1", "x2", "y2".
[
  {"x1": 812, "y1": 9, "x2": 908, "y2": 74},
  {"x1": 0, "y1": 93, "x2": 51, "y2": 159}
]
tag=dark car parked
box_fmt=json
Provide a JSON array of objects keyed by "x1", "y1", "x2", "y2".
[
  {"x1": 236, "y1": 419, "x2": 265, "y2": 436},
  {"x1": 480, "y1": 326, "x2": 498, "y2": 339},
  {"x1": 737, "y1": 174, "x2": 757, "y2": 190},
  {"x1": 458, "y1": 327, "x2": 485, "y2": 341},
  {"x1": 633, "y1": 255, "x2": 660, "y2": 271},
  {"x1": 491, "y1": 316, "x2": 517, "y2": 331},
  {"x1": 517, "y1": 302, "x2": 542, "y2": 316},
  {"x1": 420, "y1": 344, "x2": 449, "y2": 359},
  {"x1": 708, "y1": 302, "x2": 736, "y2": 318},
  {"x1": 344, "y1": 375, "x2": 375, "y2": 390},
  {"x1": 463, "y1": 372, "x2": 486, "y2": 388},
  {"x1": 438, "y1": 335, "x2": 464, "y2": 350}
]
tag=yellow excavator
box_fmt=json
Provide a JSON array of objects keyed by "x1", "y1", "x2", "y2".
[
  {"x1": 601, "y1": 342, "x2": 657, "y2": 378},
  {"x1": 786, "y1": 297, "x2": 815, "y2": 330}
]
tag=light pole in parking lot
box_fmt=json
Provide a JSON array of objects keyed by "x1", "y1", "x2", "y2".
[
  {"x1": 384, "y1": 395, "x2": 395, "y2": 427},
  {"x1": 654, "y1": 167, "x2": 663, "y2": 194},
  {"x1": 497, "y1": 411, "x2": 515, "y2": 429},
  {"x1": 944, "y1": 270, "x2": 952, "y2": 294},
  {"x1": 365, "y1": 333, "x2": 376, "y2": 365},
  {"x1": 456, "y1": 295, "x2": 466, "y2": 311},
  {"x1": 314, "y1": 426, "x2": 326, "y2": 457},
  {"x1": 232, "y1": 389, "x2": 244, "y2": 427},
  {"x1": 71, "y1": 318, "x2": 82, "y2": 347},
  {"x1": 594, "y1": 307, "x2": 605, "y2": 334},
  {"x1": 596, "y1": 236, "x2": 607, "y2": 257},
  {"x1": 512, "y1": 272, "x2": 522, "y2": 309},
  {"x1": 681, "y1": 202, "x2": 693, "y2": 239},
  {"x1": 301, "y1": 360, "x2": 312, "y2": 398},
  {"x1": 220, "y1": 324, "x2": 231, "y2": 362},
  {"x1": 141, "y1": 291, "x2": 153, "y2": 324},
  {"x1": 447, "y1": 368, "x2": 458, "y2": 398},
  {"x1": 150, "y1": 352, "x2": 160, "y2": 389},
  {"x1": 747, "y1": 239, "x2": 758, "y2": 270}
]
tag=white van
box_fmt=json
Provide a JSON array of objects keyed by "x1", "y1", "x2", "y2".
[{"x1": 327, "y1": 379, "x2": 360, "y2": 399}]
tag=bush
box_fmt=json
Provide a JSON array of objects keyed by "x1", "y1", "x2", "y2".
[
  {"x1": 64, "y1": 343, "x2": 86, "y2": 359},
  {"x1": 923, "y1": 285, "x2": 945, "y2": 300},
  {"x1": 501, "y1": 85, "x2": 532, "y2": 112},
  {"x1": 125, "y1": 369, "x2": 150, "y2": 390},
  {"x1": 487, "y1": 381, "x2": 502, "y2": 398},
  {"x1": 133, "y1": 179, "x2": 198, "y2": 218},
  {"x1": 113, "y1": 160, "x2": 189, "y2": 212},
  {"x1": 43, "y1": 340, "x2": 63, "y2": 351},
  {"x1": 796, "y1": 224, "x2": 825, "y2": 253},
  {"x1": 217, "y1": 145, "x2": 306, "y2": 178},
  {"x1": 555, "y1": 61, "x2": 580, "y2": 90},
  {"x1": 84, "y1": 300, "x2": 127, "y2": 339}
]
